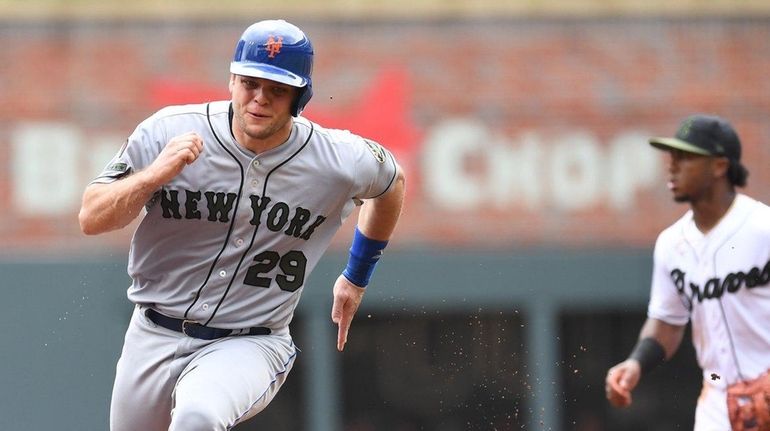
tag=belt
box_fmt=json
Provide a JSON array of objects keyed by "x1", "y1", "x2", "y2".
[{"x1": 145, "y1": 308, "x2": 271, "y2": 340}]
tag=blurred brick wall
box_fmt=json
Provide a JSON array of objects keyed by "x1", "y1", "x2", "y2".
[{"x1": 1, "y1": 18, "x2": 768, "y2": 253}]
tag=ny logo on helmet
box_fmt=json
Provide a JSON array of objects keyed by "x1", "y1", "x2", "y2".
[{"x1": 266, "y1": 35, "x2": 283, "y2": 58}]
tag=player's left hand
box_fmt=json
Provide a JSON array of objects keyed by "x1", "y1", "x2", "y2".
[
  {"x1": 605, "y1": 359, "x2": 641, "y2": 408},
  {"x1": 331, "y1": 275, "x2": 366, "y2": 352}
]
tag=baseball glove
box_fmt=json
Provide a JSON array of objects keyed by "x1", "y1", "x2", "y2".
[{"x1": 727, "y1": 370, "x2": 770, "y2": 431}]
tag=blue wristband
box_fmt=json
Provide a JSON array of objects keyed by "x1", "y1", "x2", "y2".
[{"x1": 342, "y1": 228, "x2": 388, "y2": 288}]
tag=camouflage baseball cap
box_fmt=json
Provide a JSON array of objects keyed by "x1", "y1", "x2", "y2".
[{"x1": 649, "y1": 114, "x2": 741, "y2": 161}]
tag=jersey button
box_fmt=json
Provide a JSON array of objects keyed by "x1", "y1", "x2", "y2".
[
  {"x1": 202, "y1": 303, "x2": 209, "y2": 311},
  {"x1": 219, "y1": 270, "x2": 227, "y2": 277},
  {"x1": 251, "y1": 180, "x2": 259, "y2": 188},
  {"x1": 235, "y1": 238, "x2": 244, "y2": 247},
  {"x1": 252, "y1": 160, "x2": 260, "y2": 167}
]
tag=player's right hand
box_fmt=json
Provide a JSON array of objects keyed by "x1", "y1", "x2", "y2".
[
  {"x1": 147, "y1": 132, "x2": 204, "y2": 185},
  {"x1": 605, "y1": 359, "x2": 641, "y2": 408}
]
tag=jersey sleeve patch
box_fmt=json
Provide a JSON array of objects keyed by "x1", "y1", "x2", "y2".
[
  {"x1": 101, "y1": 160, "x2": 131, "y2": 178},
  {"x1": 364, "y1": 139, "x2": 387, "y2": 164},
  {"x1": 98, "y1": 139, "x2": 133, "y2": 178},
  {"x1": 108, "y1": 162, "x2": 128, "y2": 172}
]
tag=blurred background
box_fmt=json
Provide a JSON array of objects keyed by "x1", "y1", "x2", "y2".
[{"x1": 1, "y1": 0, "x2": 769, "y2": 429}]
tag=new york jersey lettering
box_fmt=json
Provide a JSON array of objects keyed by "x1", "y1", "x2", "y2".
[{"x1": 160, "y1": 188, "x2": 327, "y2": 240}]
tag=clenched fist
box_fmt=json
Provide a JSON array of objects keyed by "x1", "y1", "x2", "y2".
[{"x1": 147, "y1": 132, "x2": 204, "y2": 186}]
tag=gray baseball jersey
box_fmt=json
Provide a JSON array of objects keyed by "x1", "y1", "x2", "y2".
[{"x1": 93, "y1": 100, "x2": 398, "y2": 333}]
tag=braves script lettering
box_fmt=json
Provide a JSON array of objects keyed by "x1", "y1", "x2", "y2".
[{"x1": 671, "y1": 259, "x2": 770, "y2": 306}]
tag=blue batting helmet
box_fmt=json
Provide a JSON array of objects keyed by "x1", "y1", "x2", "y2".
[{"x1": 230, "y1": 20, "x2": 314, "y2": 116}]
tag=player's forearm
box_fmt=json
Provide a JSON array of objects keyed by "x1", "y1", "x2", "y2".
[
  {"x1": 78, "y1": 170, "x2": 159, "y2": 235},
  {"x1": 340, "y1": 169, "x2": 405, "y2": 288},
  {"x1": 357, "y1": 167, "x2": 406, "y2": 241},
  {"x1": 638, "y1": 317, "x2": 686, "y2": 360}
]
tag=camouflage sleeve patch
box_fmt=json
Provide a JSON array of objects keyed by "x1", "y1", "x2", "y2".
[
  {"x1": 364, "y1": 139, "x2": 387, "y2": 164},
  {"x1": 102, "y1": 139, "x2": 133, "y2": 178},
  {"x1": 90, "y1": 164, "x2": 132, "y2": 184},
  {"x1": 108, "y1": 162, "x2": 129, "y2": 172}
]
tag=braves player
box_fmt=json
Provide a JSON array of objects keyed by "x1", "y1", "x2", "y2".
[
  {"x1": 604, "y1": 114, "x2": 770, "y2": 430},
  {"x1": 78, "y1": 20, "x2": 405, "y2": 431}
]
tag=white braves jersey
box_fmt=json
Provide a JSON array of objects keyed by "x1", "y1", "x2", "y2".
[
  {"x1": 92, "y1": 101, "x2": 399, "y2": 333},
  {"x1": 648, "y1": 194, "x2": 770, "y2": 388}
]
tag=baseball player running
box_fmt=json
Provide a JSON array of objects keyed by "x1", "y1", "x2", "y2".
[
  {"x1": 78, "y1": 20, "x2": 405, "y2": 431},
  {"x1": 605, "y1": 114, "x2": 770, "y2": 430}
]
